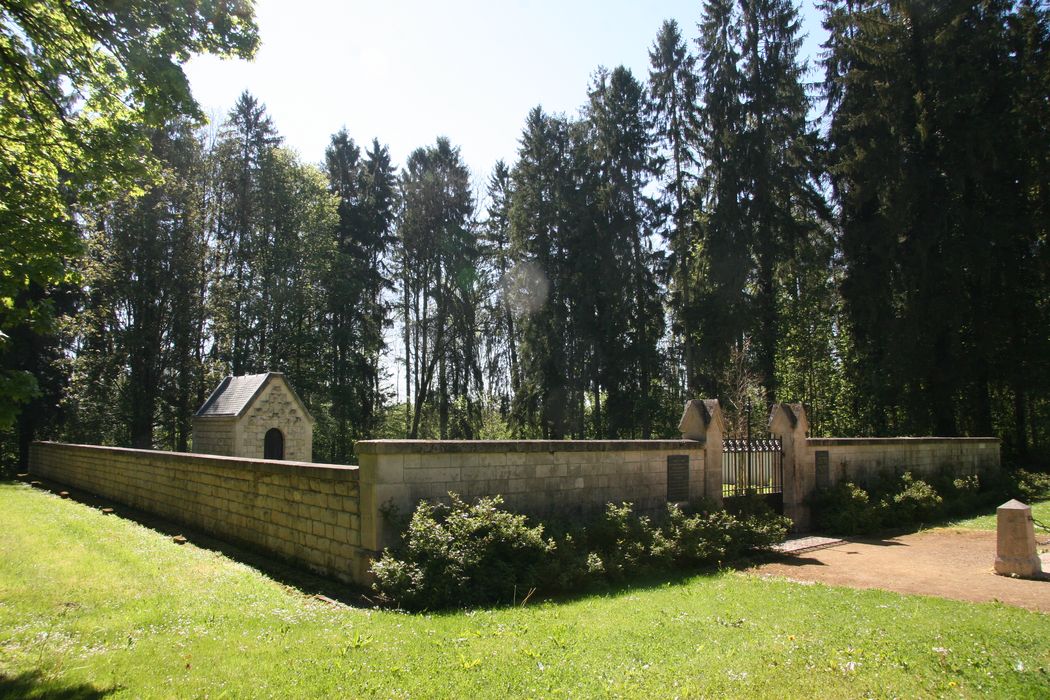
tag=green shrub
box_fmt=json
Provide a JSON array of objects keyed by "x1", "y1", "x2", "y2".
[
  {"x1": 727, "y1": 509, "x2": 794, "y2": 555},
  {"x1": 938, "y1": 473, "x2": 982, "y2": 516},
  {"x1": 372, "y1": 495, "x2": 792, "y2": 610},
  {"x1": 651, "y1": 504, "x2": 723, "y2": 566},
  {"x1": 809, "y1": 481, "x2": 885, "y2": 535},
  {"x1": 586, "y1": 502, "x2": 789, "y2": 573},
  {"x1": 537, "y1": 528, "x2": 591, "y2": 591},
  {"x1": 1013, "y1": 469, "x2": 1050, "y2": 502},
  {"x1": 371, "y1": 494, "x2": 552, "y2": 610},
  {"x1": 888, "y1": 472, "x2": 943, "y2": 523},
  {"x1": 811, "y1": 469, "x2": 1005, "y2": 535},
  {"x1": 588, "y1": 502, "x2": 659, "y2": 579}
]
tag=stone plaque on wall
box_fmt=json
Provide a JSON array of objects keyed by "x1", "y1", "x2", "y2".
[
  {"x1": 815, "y1": 450, "x2": 830, "y2": 489},
  {"x1": 667, "y1": 455, "x2": 689, "y2": 502}
]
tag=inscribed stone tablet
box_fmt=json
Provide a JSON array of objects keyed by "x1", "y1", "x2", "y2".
[
  {"x1": 815, "y1": 450, "x2": 830, "y2": 489},
  {"x1": 667, "y1": 455, "x2": 690, "y2": 502}
]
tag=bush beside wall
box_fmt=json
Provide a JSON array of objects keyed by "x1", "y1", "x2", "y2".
[
  {"x1": 370, "y1": 495, "x2": 552, "y2": 610},
  {"x1": 809, "y1": 466, "x2": 1046, "y2": 536},
  {"x1": 371, "y1": 494, "x2": 791, "y2": 610}
]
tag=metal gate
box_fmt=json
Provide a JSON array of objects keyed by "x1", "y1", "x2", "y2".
[
  {"x1": 721, "y1": 402, "x2": 784, "y2": 512},
  {"x1": 722, "y1": 437, "x2": 783, "y2": 498}
]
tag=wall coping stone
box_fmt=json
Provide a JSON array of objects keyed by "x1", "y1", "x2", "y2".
[
  {"x1": 33, "y1": 441, "x2": 358, "y2": 478},
  {"x1": 807, "y1": 437, "x2": 999, "y2": 447},
  {"x1": 355, "y1": 439, "x2": 705, "y2": 454}
]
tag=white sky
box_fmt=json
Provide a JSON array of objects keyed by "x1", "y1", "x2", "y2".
[{"x1": 184, "y1": 0, "x2": 827, "y2": 182}]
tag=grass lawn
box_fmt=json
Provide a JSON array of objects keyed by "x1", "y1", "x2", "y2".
[
  {"x1": 947, "y1": 499, "x2": 1050, "y2": 532},
  {"x1": 1, "y1": 482, "x2": 1048, "y2": 699}
]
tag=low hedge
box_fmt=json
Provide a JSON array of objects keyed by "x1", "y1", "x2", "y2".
[
  {"x1": 809, "y1": 467, "x2": 1050, "y2": 536},
  {"x1": 371, "y1": 495, "x2": 791, "y2": 610}
]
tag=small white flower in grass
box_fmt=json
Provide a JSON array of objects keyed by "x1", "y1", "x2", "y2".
[{"x1": 1014, "y1": 660, "x2": 1025, "y2": 672}]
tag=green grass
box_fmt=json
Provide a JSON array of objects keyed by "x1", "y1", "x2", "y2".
[
  {"x1": 946, "y1": 499, "x2": 1050, "y2": 532},
  {"x1": 1, "y1": 483, "x2": 1048, "y2": 699}
]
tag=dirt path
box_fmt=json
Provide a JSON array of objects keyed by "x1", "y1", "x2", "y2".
[{"x1": 747, "y1": 528, "x2": 1050, "y2": 613}]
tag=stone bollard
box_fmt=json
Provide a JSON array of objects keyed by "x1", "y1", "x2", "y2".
[{"x1": 993, "y1": 499, "x2": 1043, "y2": 579}]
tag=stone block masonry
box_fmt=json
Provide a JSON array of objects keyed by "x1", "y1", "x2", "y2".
[
  {"x1": 767, "y1": 403, "x2": 1001, "y2": 530},
  {"x1": 237, "y1": 380, "x2": 312, "y2": 460},
  {"x1": 356, "y1": 440, "x2": 711, "y2": 552},
  {"x1": 30, "y1": 436, "x2": 718, "y2": 585},
  {"x1": 192, "y1": 372, "x2": 314, "y2": 462},
  {"x1": 805, "y1": 437, "x2": 1000, "y2": 488},
  {"x1": 29, "y1": 442, "x2": 367, "y2": 583}
]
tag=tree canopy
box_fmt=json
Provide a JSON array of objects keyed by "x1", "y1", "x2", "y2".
[
  {"x1": 0, "y1": 0, "x2": 258, "y2": 428},
  {"x1": 4, "y1": 1, "x2": 1049, "y2": 466}
]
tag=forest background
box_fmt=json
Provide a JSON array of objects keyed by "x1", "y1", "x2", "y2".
[{"x1": 1, "y1": 0, "x2": 1048, "y2": 468}]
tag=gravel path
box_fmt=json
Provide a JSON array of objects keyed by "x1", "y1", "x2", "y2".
[{"x1": 749, "y1": 528, "x2": 1050, "y2": 613}]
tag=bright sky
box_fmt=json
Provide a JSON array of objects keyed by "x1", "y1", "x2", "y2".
[{"x1": 184, "y1": 0, "x2": 827, "y2": 183}]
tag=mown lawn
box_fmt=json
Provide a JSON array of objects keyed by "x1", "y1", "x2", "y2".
[
  {"x1": 1, "y1": 482, "x2": 1048, "y2": 699},
  {"x1": 948, "y1": 499, "x2": 1050, "y2": 532}
]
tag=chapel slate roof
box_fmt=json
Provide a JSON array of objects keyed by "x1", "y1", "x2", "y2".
[{"x1": 194, "y1": 372, "x2": 273, "y2": 418}]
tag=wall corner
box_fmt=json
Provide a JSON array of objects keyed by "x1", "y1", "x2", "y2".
[{"x1": 356, "y1": 444, "x2": 411, "y2": 557}]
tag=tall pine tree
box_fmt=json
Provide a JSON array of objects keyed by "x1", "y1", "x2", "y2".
[{"x1": 648, "y1": 19, "x2": 700, "y2": 397}]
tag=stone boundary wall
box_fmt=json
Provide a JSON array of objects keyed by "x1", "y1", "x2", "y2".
[
  {"x1": 29, "y1": 406, "x2": 1004, "y2": 584},
  {"x1": 806, "y1": 437, "x2": 1000, "y2": 489},
  {"x1": 29, "y1": 442, "x2": 368, "y2": 583},
  {"x1": 356, "y1": 440, "x2": 713, "y2": 552},
  {"x1": 766, "y1": 403, "x2": 1001, "y2": 530}
]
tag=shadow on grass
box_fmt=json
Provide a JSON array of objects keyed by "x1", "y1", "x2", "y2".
[
  {"x1": 18, "y1": 476, "x2": 918, "y2": 615},
  {"x1": 12, "y1": 476, "x2": 375, "y2": 609},
  {"x1": 805, "y1": 504, "x2": 1008, "y2": 543},
  {"x1": 0, "y1": 670, "x2": 117, "y2": 700},
  {"x1": 12, "y1": 477, "x2": 788, "y2": 614},
  {"x1": 495, "y1": 546, "x2": 830, "y2": 612},
  {"x1": 414, "y1": 566, "x2": 736, "y2": 618}
]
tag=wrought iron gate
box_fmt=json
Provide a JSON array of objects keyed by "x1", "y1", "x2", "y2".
[
  {"x1": 721, "y1": 400, "x2": 784, "y2": 512},
  {"x1": 722, "y1": 436, "x2": 783, "y2": 498}
]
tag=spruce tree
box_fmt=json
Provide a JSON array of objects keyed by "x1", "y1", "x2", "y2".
[
  {"x1": 648, "y1": 19, "x2": 700, "y2": 396},
  {"x1": 68, "y1": 120, "x2": 208, "y2": 449},
  {"x1": 508, "y1": 107, "x2": 576, "y2": 438},
  {"x1": 823, "y1": 0, "x2": 1050, "y2": 446},
  {"x1": 209, "y1": 91, "x2": 281, "y2": 376},
  {"x1": 586, "y1": 66, "x2": 664, "y2": 437},
  {"x1": 324, "y1": 131, "x2": 396, "y2": 460},
  {"x1": 695, "y1": 0, "x2": 751, "y2": 400},
  {"x1": 396, "y1": 138, "x2": 477, "y2": 438},
  {"x1": 738, "y1": 0, "x2": 826, "y2": 405},
  {"x1": 480, "y1": 160, "x2": 520, "y2": 413}
]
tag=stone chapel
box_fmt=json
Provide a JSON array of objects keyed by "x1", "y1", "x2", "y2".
[{"x1": 191, "y1": 372, "x2": 314, "y2": 461}]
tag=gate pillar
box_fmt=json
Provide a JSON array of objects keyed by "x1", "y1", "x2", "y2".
[
  {"x1": 769, "y1": 403, "x2": 811, "y2": 531},
  {"x1": 679, "y1": 399, "x2": 724, "y2": 507}
]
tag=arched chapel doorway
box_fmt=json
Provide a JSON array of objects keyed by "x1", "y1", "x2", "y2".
[{"x1": 264, "y1": 428, "x2": 284, "y2": 460}]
